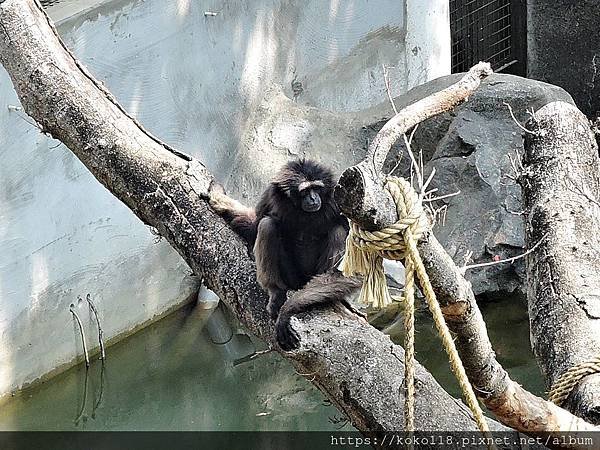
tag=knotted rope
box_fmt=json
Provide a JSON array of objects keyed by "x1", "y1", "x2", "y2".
[
  {"x1": 548, "y1": 356, "x2": 600, "y2": 405},
  {"x1": 341, "y1": 177, "x2": 491, "y2": 437}
]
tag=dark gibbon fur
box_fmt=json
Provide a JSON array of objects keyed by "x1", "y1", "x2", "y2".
[{"x1": 210, "y1": 159, "x2": 361, "y2": 350}]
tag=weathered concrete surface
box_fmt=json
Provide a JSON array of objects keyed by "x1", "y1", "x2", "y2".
[
  {"x1": 527, "y1": 0, "x2": 600, "y2": 119},
  {"x1": 0, "y1": 0, "x2": 449, "y2": 398}
]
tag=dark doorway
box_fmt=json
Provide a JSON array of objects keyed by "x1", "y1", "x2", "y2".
[{"x1": 451, "y1": 0, "x2": 527, "y2": 76}]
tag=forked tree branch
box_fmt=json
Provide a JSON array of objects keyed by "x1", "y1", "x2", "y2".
[
  {"x1": 334, "y1": 63, "x2": 600, "y2": 442},
  {"x1": 0, "y1": 0, "x2": 509, "y2": 437}
]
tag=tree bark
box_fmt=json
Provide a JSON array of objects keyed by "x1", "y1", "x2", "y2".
[
  {"x1": 523, "y1": 101, "x2": 600, "y2": 424},
  {"x1": 334, "y1": 68, "x2": 600, "y2": 442},
  {"x1": 0, "y1": 0, "x2": 507, "y2": 437}
]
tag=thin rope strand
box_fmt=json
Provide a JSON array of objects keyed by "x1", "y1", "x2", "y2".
[{"x1": 403, "y1": 257, "x2": 416, "y2": 436}]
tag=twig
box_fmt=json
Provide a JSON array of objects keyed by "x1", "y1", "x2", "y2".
[
  {"x1": 424, "y1": 190, "x2": 461, "y2": 203},
  {"x1": 527, "y1": 107, "x2": 538, "y2": 123},
  {"x1": 232, "y1": 347, "x2": 274, "y2": 366},
  {"x1": 462, "y1": 233, "x2": 548, "y2": 272},
  {"x1": 382, "y1": 64, "x2": 406, "y2": 177},
  {"x1": 504, "y1": 102, "x2": 537, "y2": 135},
  {"x1": 387, "y1": 157, "x2": 402, "y2": 177},
  {"x1": 431, "y1": 204, "x2": 448, "y2": 226},
  {"x1": 419, "y1": 149, "x2": 424, "y2": 186},
  {"x1": 421, "y1": 167, "x2": 436, "y2": 198},
  {"x1": 408, "y1": 124, "x2": 419, "y2": 145},
  {"x1": 382, "y1": 64, "x2": 398, "y2": 115},
  {"x1": 70, "y1": 306, "x2": 90, "y2": 368},
  {"x1": 86, "y1": 294, "x2": 106, "y2": 360},
  {"x1": 462, "y1": 250, "x2": 474, "y2": 267},
  {"x1": 388, "y1": 126, "x2": 421, "y2": 178},
  {"x1": 504, "y1": 151, "x2": 523, "y2": 181},
  {"x1": 403, "y1": 134, "x2": 423, "y2": 188}
]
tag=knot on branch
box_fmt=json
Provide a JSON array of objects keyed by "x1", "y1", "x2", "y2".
[{"x1": 340, "y1": 177, "x2": 429, "y2": 308}]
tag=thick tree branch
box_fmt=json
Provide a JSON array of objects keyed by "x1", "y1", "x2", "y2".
[
  {"x1": 334, "y1": 63, "x2": 600, "y2": 440},
  {"x1": 335, "y1": 63, "x2": 493, "y2": 230},
  {"x1": 0, "y1": 0, "x2": 508, "y2": 436},
  {"x1": 522, "y1": 101, "x2": 600, "y2": 423}
]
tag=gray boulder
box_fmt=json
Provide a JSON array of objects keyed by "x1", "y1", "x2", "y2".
[{"x1": 389, "y1": 74, "x2": 574, "y2": 297}]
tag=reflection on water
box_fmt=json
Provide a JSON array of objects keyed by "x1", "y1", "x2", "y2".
[
  {"x1": 0, "y1": 297, "x2": 543, "y2": 432},
  {"x1": 0, "y1": 303, "x2": 349, "y2": 432}
]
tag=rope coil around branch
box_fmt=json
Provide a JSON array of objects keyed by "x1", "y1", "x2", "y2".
[
  {"x1": 342, "y1": 177, "x2": 429, "y2": 308},
  {"x1": 341, "y1": 177, "x2": 491, "y2": 439},
  {"x1": 548, "y1": 356, "x2": 600, "y2": 405}
]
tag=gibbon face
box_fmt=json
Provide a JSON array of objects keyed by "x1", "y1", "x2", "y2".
[{"x1": 297, "y1": 181, "x2": 324, "y2": 212}]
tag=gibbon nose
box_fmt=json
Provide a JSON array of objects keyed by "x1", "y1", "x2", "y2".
[{"x1": 303, "y1": 191, "x2": 321, "y2": 211}]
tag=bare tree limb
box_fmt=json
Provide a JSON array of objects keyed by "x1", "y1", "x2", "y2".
[
  {"x1": 461, "y1": 233, "x2": 548, "y2": 272},
  {"x1": 335, "y1": 62, "x2": 493, "y2": 230},
  {"x1": 522, "y1": 101, "x2": 600, "y2": 424},
  {"x1": 0, "y1": 0, "x2": 507, "y2": 436}
]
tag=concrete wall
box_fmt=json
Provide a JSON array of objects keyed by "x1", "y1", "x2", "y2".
[
  {"x1": 527, "y1": 0, "x2": 600, "y2": 118},
  {"x1": 0, "y1": 0, "x2": 450, "y2": 398}
]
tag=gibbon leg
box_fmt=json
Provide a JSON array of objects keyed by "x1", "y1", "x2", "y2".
[{"x1": 254, "y1": 217, "x2": 300, "y2": 319}]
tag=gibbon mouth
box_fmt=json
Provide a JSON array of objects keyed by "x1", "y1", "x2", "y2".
[{"x1": 303, "y1": 203, "x2": 321, "y2": 212}]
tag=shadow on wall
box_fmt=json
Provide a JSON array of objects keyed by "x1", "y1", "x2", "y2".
[{"x1": 57, "y1": 0, "x2": 407, "y2": 197}]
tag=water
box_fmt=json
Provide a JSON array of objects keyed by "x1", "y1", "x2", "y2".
[
  {"x1": 0, "y1": 297, "x2": 544, "y2": 432},
  {"x1": 0, "y1": 303, "x2": 349, "y2": 432},
  {"x1": 386, "y1": 296, "x2": 546, "y2": 399}
]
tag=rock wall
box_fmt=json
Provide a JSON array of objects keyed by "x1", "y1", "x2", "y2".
[
  {"x1": 527, "y1": 0, "x2": 600, "y2": 119},
  {"x1": 389, "y1": 74, "x2": 574, "y2": 297}
]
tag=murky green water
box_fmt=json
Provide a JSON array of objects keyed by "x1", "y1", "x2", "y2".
[
  {"x1": 0, "y1": 297, "x2": 544, "y2": 432},
  {"x1": 386, "y1": 297, "x2": 546, "y2": 400},
  {"x1": 0, "y1": 304, "x2": 349, "y2": 432}
]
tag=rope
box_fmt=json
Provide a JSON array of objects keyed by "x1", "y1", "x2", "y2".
[
  {"x1": 548, "y1": 356, "x2": 600, "y2": 405},
  {"x1": 403, "y1": 257, "x2": 416, "y2": 433},
  {"x1": 341, "y1": 177, "x2": 491, "y2": 438}
]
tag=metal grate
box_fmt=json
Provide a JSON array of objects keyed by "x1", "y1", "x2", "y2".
[{"x1": 451, "y1": 0, "x2": 526, "y2": 75}]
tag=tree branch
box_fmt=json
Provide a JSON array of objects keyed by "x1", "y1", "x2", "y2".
[
  {"x1": 335, "y1": 65, "x2": 600, "y2": 440},
  {"x1": 0, "y1": 0, "x2": 506, "y2": 435},
  {"x1": 334, "y1": 63, "x2": 493, "y2": 230},
  {"x1": 522, "y1": 101, "x2": 600, "y2": 423}
]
